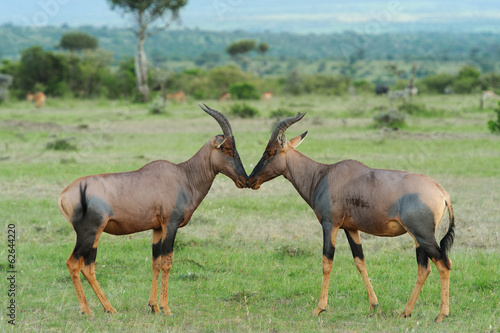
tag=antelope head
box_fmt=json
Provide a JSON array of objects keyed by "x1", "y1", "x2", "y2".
[
  {"x1": 248, "y1": 112, "x2": 307, "y2": 189},
  {"x1": 200, "y1": 104, "x2": 248, "y2": 188}
]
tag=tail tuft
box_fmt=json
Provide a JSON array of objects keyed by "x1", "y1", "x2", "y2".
[{"x1": 439, "y1": 201, "x2": 455, "y2": 270}]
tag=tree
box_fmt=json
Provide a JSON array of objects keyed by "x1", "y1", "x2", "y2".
[
  {"x1": 59, "y1": 32, "x2": 98, "y2": 52},
  {"x1": 15, "y1": 46, "x2": 71, "y2": 96},
  {"x1": 107, "y1": 0, "x2": 188, "y2": 102},
  {"x1": 226, "y1": 40, "x2": 256, "y2": 58},
  {"x1": 226, "y1": 40, "x2": 270, "y2": 76}
]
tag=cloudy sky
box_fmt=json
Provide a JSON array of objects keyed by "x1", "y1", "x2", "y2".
[{"x1": 1, "y1": 0, "x2": 499, "y2": 33}]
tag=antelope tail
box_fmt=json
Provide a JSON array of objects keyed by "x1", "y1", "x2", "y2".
[{"x1": 439, "y1": 200, "x2": 455, "y2": 270}]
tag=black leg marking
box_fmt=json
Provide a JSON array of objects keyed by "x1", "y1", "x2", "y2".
[
  {"x1": 84, "y1": 247, "x2": 98, "y2": 266},
  {"x1": 416, "y1": 246, "x2": 429, "y2": 269},
  {"x1": 322, "y1": 221, "x2": 335, "y2": 260},
  {"x1": 152, "y1": 240, "x2": 162, "y2": 260},
  {"x1": 345, "y1": 230, "x2": 364, "y2": 260},
  {"x1": 162, "y1": 222, "x2": 179, "y2": 255}
]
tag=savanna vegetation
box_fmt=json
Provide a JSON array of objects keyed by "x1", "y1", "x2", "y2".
[{"x1": 0, "y1": 92, "x2": 499, "y2": 332}]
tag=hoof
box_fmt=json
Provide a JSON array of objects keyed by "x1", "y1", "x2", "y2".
[
  {"x1": 160, "y1": 306, "x2": 174, "y2": 316},
  {"x1": 149, "y1": 304, "x2": 161, "y2": 314},
  {"x1": 369, "y1": 303, "x2": 379, "y2": 311},
  {"x1": 313, "y1": 307, "x2": 326, "y2": 316},
  {"x1": 399, "y1": 309, "x2": 412, "y2": 318},
  {"x1": 434, "y1": 314, "x2": 448, "y2": 323}
]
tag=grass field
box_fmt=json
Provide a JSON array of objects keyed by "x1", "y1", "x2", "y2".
[{"x1": 1, "y1": 94, "x2": 499, "y2": 332}]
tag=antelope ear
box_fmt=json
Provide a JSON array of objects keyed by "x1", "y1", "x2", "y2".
[
  {"x1": 213, "y1": 136, "x2": 227, "y2": 149},
  {"x1": 277, "y1": 131, "x2": 287, "y2": 149},
  {"x1": 289, "y1": 131, "x2": 308, "y2": 148}
]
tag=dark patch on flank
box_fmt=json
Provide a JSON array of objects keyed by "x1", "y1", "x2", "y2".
[
  {"x1": 313, "y1": 176, "x2": 332, "y2": 221},
  {"x1": 416, "y1": 246, "x2": 429, "y2": 269},
  {"x1": 345, "y1": 230, "x2": 364, "y2": 260},
  {"x1": 388, "y1": 193, "x2": 432, "y2": 221},
  {"x1": 369, "y1": 171, "x2": 376, "y2": 182},
  {"x1": 345, "y1": 196, "x2": 371, "y2": 209},
  {"x1": 388, "y1": 193, "x2": 441, "y2": 260}
]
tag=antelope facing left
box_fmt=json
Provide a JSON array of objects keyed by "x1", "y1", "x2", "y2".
[
  {"x1": 247, "y1": 113, "x2": 455, "y2": 322},
  {"x1": 59, "y1": 105, "x2": 247, "y2": 316}
]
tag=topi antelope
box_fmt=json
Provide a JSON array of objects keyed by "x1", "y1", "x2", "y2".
[
  {"x1": 35, "y1": 91, "x2": 46, "y2": 108},
  {"x1": 247, "y1": 113, "x2": 455, "y2": 322},
  {"x1": 166, "y1": 91, "x2": 186, "y2": 103},
  {"x1": 261, "y1": 91, "x2": 273, "y2": 101},
  {"x1": 59, "y1": 105, "x2": 247, "y2": 316}
]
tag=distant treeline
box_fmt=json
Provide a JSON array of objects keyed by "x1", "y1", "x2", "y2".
[
  {"x1": 1, "y1": 45, "x2": 499, "y2": 101},
  {"x1": 1, "y1": 24, "x2": 499, "y2": 101},
  {"x1": 1, "y1": 24, "x2": 499, "y2": 71}
]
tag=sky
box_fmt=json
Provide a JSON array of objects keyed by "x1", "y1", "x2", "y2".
[{"x1": 1, "y1": 0, "x2": 500, "y2": 33}]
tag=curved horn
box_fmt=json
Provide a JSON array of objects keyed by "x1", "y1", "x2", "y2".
[
  {"x1": 199, "y1": 104, "x2": 233, "y2": 137},
  {"x1": 269, "y1": 112, "x2": 306, "y2": 143}
]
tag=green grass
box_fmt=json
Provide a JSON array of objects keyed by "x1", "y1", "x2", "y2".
[{"x1": 1, "y1": 94, "x2": 499, "y2": 332}]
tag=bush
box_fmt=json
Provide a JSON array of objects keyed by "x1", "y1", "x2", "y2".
[
  {"x1": 453, "y1": 77, "x2": 481, "y2": 94},
  {"x1": 148, "y1": 96, "x2": 166, "y2": 114},
  {"x1": 269, "y1": 108, "x2": 295, "y2": 120},
  {"x1": 353, "y1": 79, "x2": 375, "y2": 94},
  {"x1": 420, "y1": 73, "x2": 454, "y2": 94},
  {"x1": 373, "y1": 108, "x2": 406, "y2": 128},
  {"x1": 487, "y1": 102, "x2": 500, "y2": 134},
  {"x1": 229, "y1": 82, "x2": 259, "y2": 100},
  {"x1": 453, "y1": 65, "x2": 482, "y2": 94},
  {"x1": 46, "y1": 138, "x2": 77, "y2": 151},
  {"x1": 302, "y1": 73, "x2": 351, "y2": 95},
  {"x1": 230, "y1": 103, "x2": 259, "y2": 118}
]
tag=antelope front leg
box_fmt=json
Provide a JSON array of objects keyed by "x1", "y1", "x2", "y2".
[
  {"x1": 314, "y1": 221, "x2": 338, "y2": 316},
  {"x1": 158, "y1": 222, "x2": 178, "y2": 316},
  {"x1": 148, "y1": 230, "x2": 162, "y2": 313},
  {"x1": 314, "y1": 255, "x2": 333, "y2": 316},
  {"x1": 159, "y1": 252, "x2": 174, "y2": 316}
]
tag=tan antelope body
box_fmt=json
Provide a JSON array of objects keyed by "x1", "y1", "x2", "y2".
[
  {"x1": 218, "y1": 92, "x2": 232, "y2": 101},
  {"x1": 27, "y1": 91, "x2": 46, "y2": 108},
  {"x1": 35, "y1": 92, "x2": 46, "y2": 108},
  {"x1": 261, "y1": 91, "x2": 273, "y2": 101},
  {"x1": 59, "y1": 105, "x2": 247, "y2": 316},
  {"x1": 248, "y1": 113, "x2": 455, "y2": 322},
  {"x1": 166, "y1": 91, "x2": 186, "y2": 103}
]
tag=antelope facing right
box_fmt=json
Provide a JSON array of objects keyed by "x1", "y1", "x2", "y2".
[
  {"x1": 59, "y1": 105, "x2": 247, "y2": 316},
  {"x1": 247, "y1": 113, "x2": 455, "y2": 322}
]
